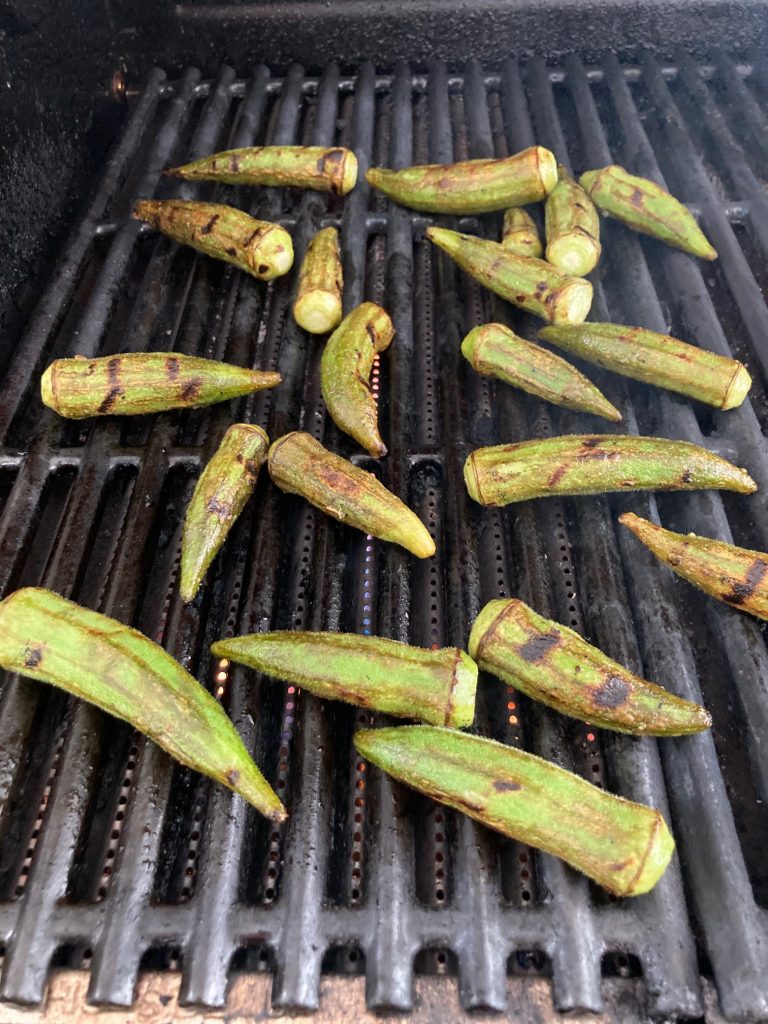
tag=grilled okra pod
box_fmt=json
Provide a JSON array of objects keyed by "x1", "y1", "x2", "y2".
[
  {"x1": 469, "y1": 598, "x2": 710, "y2": 735},
  {"x1": 321, "y1": 302, "x2": 394, "y2": 457},
  {"x1": 268, "y1": 431, "x2": 435, "y2": 558},
  {"x1": 355, "y1": 726, "x2": 674, "y2": 897},
  {"x1": 579, "y1": 165, "x2": 717, "y2": 260},
  {"x1": 545, "y1": 165, "x2": 601, "y2": 276},
  {"x1": 501, "y1": 207, "x2": 543, "y2": 258},
  {"x1": 464, "y1": 434, "x2": 757, "y2": 506},
  {"x1": 166, "y1": 145, "x2": 358, "y2": 195},
  {"x1": 133, "y1": 199, "x2": 294, "y2": 280},
  {"x1": 41, "y1": 353, "x2": 281, "y2": 419},
  {"x1": 538, "y1": 322, "x2": 751, "y2": 411},
  {"x1": 462, "y1": 323, "x2": 620, "y2": 422},
  {"x1": 620, "y1": 512, "x2": 768, "y2": 622},
  {"x1": 426, "y1": 227, "x2": 593, "y2": 325},
  {"x1": 212, "y1": 632, "x2": 477, "y2": 727},
  {"x1": 293, "y1": 227, "x2": 343, "y2": 334},
  {"x1": 0, "y1": 588, "x2": 285, "y2": 820},
  {"x1": 365, "y1": 146, "x2": 558, "y2": 214}
]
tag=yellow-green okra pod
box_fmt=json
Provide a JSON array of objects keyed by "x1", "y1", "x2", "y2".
[
  {"x1": 166, "y1": 145, "x2": 358, "y2": 195},
  {"x1": 355, "y1": 726, "x2": 674, "y2": 897},
  {"x1": 545, "y1": 166, "x2": 601, "y2": 276},
  {"x1": 501, "y1": 207, "x2": 543, "y2": 258},
  {"x1": 293, "y1": 227, "x2": 343, "y2": 334},
  {"x1": 0, "y1": 588, "x2": 285, "y2": 820}
]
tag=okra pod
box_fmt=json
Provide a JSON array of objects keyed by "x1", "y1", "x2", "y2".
[
  {"x1": 133, "y1": 199, "x2": 293, "y2": 280},
  {"x1": 620, "y1": 512, "x2": 768, "y2": 622},
  {"x1": 538, "y1": 322, "x2": 751, "y2": 411},
  {"x1": 501, "y1": 207, "x2": 543, "y2": 258},
  {"x1": 355, "y1": 726, "x2": 674, "y2": 897},
  {"x1": 166, "y1": 145, "x2": 358, "y2": 196},
  {"x1": 0, "y1": 588, "x2": 285, "y2": 820},
  {"x1": 464, "y1": 434, "x2": 756, "y2": 506},
  {"x1": 579, "y1": 165, "x2": 717, "y2": 260},
  {"x1": 41, "y1": 352, "x2": 281, "y2": 419},
  {"x1": 544, "y1": 166, "x2": 601, "y2": 276},
  {"x1": 366, "y1": 146, "x2": 557, "y2": 214},
  {"x1": 268, "y1": 431, "x2": 435, "y2": 558},
  {"x1": 426, "y1": 227, "x2": 592, "y2": 325},
  {"x1": 321, "y1": 302, "x2": 394, "y2": 457},
  {"x1": 212, "y1": 632, "x2": 477, "y2": 727},
  {"x1": 461, "y1": 323, "x2": 621, "y2": 422},
  {"x1": 293, "y1": 227, "x2": 343, "y2": 334},
  {"x1": 469, "y1": 598, "x2": 710, "y2": 735},
  {"x1": 180, "y1": 425, "x2": 269, "y2": 603}
]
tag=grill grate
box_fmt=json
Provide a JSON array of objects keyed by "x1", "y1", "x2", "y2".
[{"x1": 1, "y1": 51, "x2": 768, "y2": 1020}]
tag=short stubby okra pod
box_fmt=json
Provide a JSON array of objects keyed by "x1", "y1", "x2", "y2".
[
  {"x1": 268, "y1": 431, "x2": 435, "y2": 558},
  {"x1": 41, "y1": 352, "x2": 281, "y2": 419},
  {"x1": 366, "y1": 146, "x2": 557, "y2": 214},
  {"x1": 0, "y1": 588, "x2": 285, "y2": 820},
  {"x1": 464, "y1": 434, "x2": 757, "y2": 506},
  {"x1": 501, "y1": 207, "x2": 543, "y2": 258},
  {"x1": 211, "y1": 632, "x2": 477, "y2": 727},
  {"x1": 180, "y1": 425, "x2": 269, "y2": 604},
  {"x1": 545, "y1": 165, "x2": 601, "y2": 276},
  {"x1": 461, "y1": 323, "x2": 621, "y2": 423},
  {"x1": 469, "y1": 598, "x2": 710, "y2": 735},
  {"x1": 293, "y1": 227, "x2": 343, "y2": 334},
  {"x1": 355, "y1": 726, "x2": 674, "y2": 897},
  {"x1": 620, "y1": 512, "x2": 768, "y2": 622},
  {"x1": 538, "y1": 322, "x2": 751, "y2": 411},
  {"x1": 166, "y1": 145, "x2": 358, "y2": 195},
  {"x1": 321, "y1": 302, "x2": 394, "y2": 457},
  {"x1": 579, "y1": 165, "x2": 717, "y2": 261},
  {"x1": 133, "y1": 200, "x2": 293, "y2": 280},
  {"x1": 426, "y1": 227, "x2": 593, "y2": 325}
]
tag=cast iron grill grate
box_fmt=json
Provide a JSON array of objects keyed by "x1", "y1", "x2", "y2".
[{"x1": 0, "y1": 51, "x2": 767, "y2": 1020}]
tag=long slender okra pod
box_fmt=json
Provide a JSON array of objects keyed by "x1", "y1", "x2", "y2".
[
  {"x1": 464, "y1": 434, "x2": 756, "y2": 506},
  {"x1": 41, "y1": 353, "x2": 281, "y2": 419},
  {"x1": 355, "y1": 726, "x2": 674, "y2": 897},
  {"x1": 211, "y1": 632, "x2": 477, "y2": 727},
  {"x1": 0, "y1": 589, "x2": 285, "y2": 820},
  {"x1": 501, "y1": 207, "x2": 543, "y2": 258},
  {"x1": 321, "y1": 302, "x2": 394, "y2": 457},
  {"x1": 166, "y1": 145, "x2": 358, "y2": 195},
  {"x1": 545, "y1": 165, "x2": 601, "y2": 276},
  {"x1": 293, "y1": 227, "x2": 343, "y2": 334}
]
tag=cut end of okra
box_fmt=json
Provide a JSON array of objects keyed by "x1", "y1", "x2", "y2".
[
  {"x1": 551, "y1": 277, "x2": 594, "y2": 325},
  {"x1": 294, "y1": 289, "x2": 344, "y2": 334},
  {"x1": 722, "y1": 363, "x2": 753, "y2": 411},
  {"x1": 546, "y1": 232, "x2": 601, "y2": 277},
  {"x1": 250, "y1": 225, "x2": 294, "y2": 280},
  {"x1": 537, "y1": 146, "x2": 559, "y2": 195}
]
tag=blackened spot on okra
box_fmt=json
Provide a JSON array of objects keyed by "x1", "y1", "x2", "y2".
[
  {"x1": 206, "y1": 497, "x2": 232, "y2": 519},
  {"x1": 226, "y1": 247, "x2": 238, "y2": 257},
  {"x1": 681, "y1": 469, "x2": 693, "y2": 484},
  {"x1": 201, "y1": 215, "x2": 219, "y2": 235},
  {"x1": 547, "y1": 464, "x2": 568, "y2": 488},
  {"x1": 593, "y1": 676, "x2": 631, "y2": 708},
  {"x1": 630, "y1": 188, "x2": 644, "y2": 208},
  {"x1": 724, "y1": 559, "x2": 768, "y2": 605},
  {"x1": 181, "y1": 378, "x2": 203, "y2": 401},
  {"x1": 258, "y1": 265, "x2": 269, "y2": 275},
  {"x1": 23, "y1": 645, "x2": 43, "y2": 668},
  {"x1": 365, "y1": 322, "x2": 377, "y2": 345},
  {"x1": 97, "y1": 357, "x2": 125, "y2": 413},
  {"x1": 166, "y1": 356, "x2": 180, "y2": 381},
  {"x1": 494, "y1": 779, "x2": 522, "y2": 792},
  {"x1": 582, "y1": 437, "x2": 601, "y2": 449},
  {"x1": 519, "y1": 632, "x2": 560, "y2": 663},
  {"x1": 230, "y1": 155, "x2": 240, "y2": 173}
]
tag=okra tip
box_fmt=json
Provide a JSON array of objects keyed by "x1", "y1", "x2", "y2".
[
  {"x1": 629, "y1": 811, "x2": 675, "y2": 897},
  {"x1": 722, "y1": 363, "x2": 752, "y2": 411}
]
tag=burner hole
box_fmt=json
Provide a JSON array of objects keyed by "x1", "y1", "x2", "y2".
[
  {"x1": 521, "y1": 889, "x2": 531, "y2": 902},
  {"x1": 436, "y1": 889, "x2": 445, "y2": 901}
]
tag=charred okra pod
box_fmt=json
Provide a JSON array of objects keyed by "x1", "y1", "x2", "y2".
[
  {"x1": 0, "y1": 588, "x2": 285, "y2": 820},
  {"x1": 293, "y1": 227, "x2": 343, "y2": 334},
  {"x1": 464, "y1": 434, "x2": 756, "y2": 506},
  {"x1": 426, "y1": 227, "x2": 593, "y2": 325},
  {"x1": 461, "y1": 323, "x2": 620, "y2": 422},
  {"x1": 579, "y1": 166, "x2": 717, "y2": 260},
  {"x1": 166, "y1": 145, "x2": 358, "y2": 196},
  {"x1": 544, "y1": 165, "x2": 601, "y2": 276},
  {"x1": 41, "y1": 353, "x2": 281, "y2": 419},
  {"x1": 366, "y1": 146, "x2": 558, "y2": 214},
  {"x1": 501, "y1": 207, "x2": 543, "y2": 258},
  {"x1": 212, "y1": 632, "x2": 477, "y2": 727},
  {"x1": 268, "y1": 431, "x2": 435, "y2": 558},
  {"x1": 538, "y1": 322, "x2": 751, "y2": 411},
  {"x1": 469, "y1": 598, "x2": 710, "y2": 735},
  {"x1": 180, "y1": 425, "x2": 269, "y2": 603},
  {"x1": 133, "y1": 200, "x2": 293, "y2": 280},
  {"x1": 620, "y1": 512, "x2": 768, "y2": 622},
  {"x1": 321, "y1": 302, "x2": 394, "y2": 457},
  {"x1": 355, "y1": 725, "x2": 674, "y2": 896}
]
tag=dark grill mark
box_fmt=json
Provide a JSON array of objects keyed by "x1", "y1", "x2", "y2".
[
  {"x1": 681, "y1": 469, "x2": 693, "y2": 484},
  {"x1": 200, "y1": 215, "x2": 219, "y2": 235},
  {"x1": 493, "y1": 779, "x2": 522, "y2": 792},
  {"x1": 593, "y1": 675, "x2": 631, "y2": 708},
  {"x1": 225, "y1": 247, "x2": 238, "y2": 257},
  {"x1": 206, "y1": 497, "x2": 232, "y2": 519},
  {"x1": 166, "y1": 356, "x2": 180, "y2": 381},
  {"x1": 23, "y1": 645, "x2": 43, "y2": 668},
  {"x1": 97, "y1": 357, "x2": 124, "y2": 413},
  {"x1": 518, "y1": 632, "x2": 560, "y2": 663},
  {"x1": 181, "y1": 378, "x2": 203, "y2": 402},
  {"x1": 724, "y1": 559, "x2": 768, "y2": 605},
  {"x1": 547, "y1": 464, "x2": 568, "y2": 489},
  {"x1": 365, "y1": 322, "x2": 377, "y2": 346}
]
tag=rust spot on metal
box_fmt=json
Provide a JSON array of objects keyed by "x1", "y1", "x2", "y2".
[
  {"x1": 200, "y1": 215, "x2": 219, "y2": 235},
  {"x1": 593, "y1": 675, "x2": 631, "y2": 708},
  {"x1": 724, "y1": 559, "x2": 768, "y2": 605},
  {"x1": 23, "y1": 645, "x2": 43, "y2": 668},
  {"x1": 493, "y1": 779, "x2": 522, "y2": 792},
  {"x1": 97, "y1": 356, "x2": 124, "y2": 413},
  {"x1": 181, "y1": 378, "x2": 203, "y2": 402},
  {"x1": 518, "y1": 632, "x2": 560, "y2": 663}
]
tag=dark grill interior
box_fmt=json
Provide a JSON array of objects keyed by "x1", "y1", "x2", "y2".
[{"x1": 1, "y1": 50, "x2": 768, "y2": 1020}]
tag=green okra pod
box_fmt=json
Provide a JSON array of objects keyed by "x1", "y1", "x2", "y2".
[
  {"x1": 579, "y1": 165, "x2": 717, "y2": 260},
  {"x1": 41, "y1": 352, "x2": 281, "y2": 419},
  {"x1": 538, "y1": 322, "x2": 751, "y2": 411},
  {"x1": 426, "y1": 227, "x2": 593, "y2": 325},
  {"x1": 321, "y1": 302, "x2": 394, "y2": 457},
  {"x1": 166, "y1": 145, "x2": 358, "y2": 195},
  {"x1": 0, "y1": 588, "x2": 285, "y2": 820},
  {"x1": 268, "y1": 431, "x2": 435, "y2": 558},
  {"x1": 180, "y1": 424, "x2": 269, "y2": 604},
  {"x1": 293, "y1": 227, "x2": 344, "y2": 334},
  {"x1": 469, "y1": 598, "x2": 710, "y2": 735},
  {"x1": 620, "y1": 512, "x2": 768, "y2": 622},
  {"x1": 544, "y1": 166, "x2": 601, "y2": 276},
  {"x1": 501, "y1": 207, "x2": 543, "y2": 258},
  {"x1": 212, "y1": 632, "x2": 477, "y2": 727},
  {"x1": 464, "y1": 434, "x2": 757, "y2": 506},
  {"x1": 366, "y1": 146, "x2": 557, "y2": 214},
  {"x1": 355, "y1": 725, "x2": 674, "y2": 897},
  {"x1": 461, "y1": 323, "x2": 621, "y2": 423},
  {"x1": 133, "y1": 199, "x2": 293, "y2": 280}
]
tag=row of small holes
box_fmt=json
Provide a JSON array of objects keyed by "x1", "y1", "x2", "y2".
[
  {"x1": 13, "y1": 732, "x2": 65, "y2": 898},
  {"x1": 419, "y1": 245, "x2": 437, "y2": 444},
  {"x1": 424, "y1": 485, "x2": 446, "y2": 905}
]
